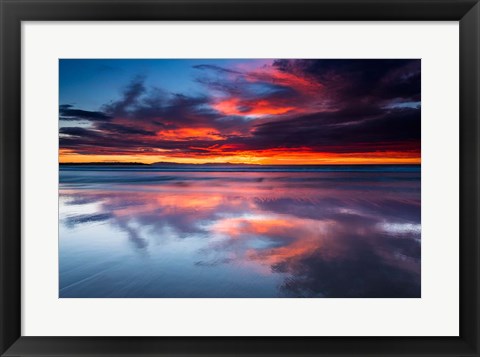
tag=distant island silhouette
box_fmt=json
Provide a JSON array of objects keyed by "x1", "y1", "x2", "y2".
[
  {"x1": 59, "y1": 162, "x2": 419, "y2": 167},
  {"x1": 59, "y1": 162, "x2": 261, "y2": 166}
]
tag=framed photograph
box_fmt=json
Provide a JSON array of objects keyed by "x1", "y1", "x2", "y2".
[{"x1": 1, "y1": 0, "x2": 479, "y2": 356}]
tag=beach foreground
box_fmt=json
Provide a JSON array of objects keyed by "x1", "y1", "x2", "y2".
[{"x1": 59, "y1": 165, "x2": 420, "y2": 298}]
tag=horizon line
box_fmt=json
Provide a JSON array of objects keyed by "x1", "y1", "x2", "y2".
[{"x1": 59, "y1": 161, "x2": 421, "y2": 166}]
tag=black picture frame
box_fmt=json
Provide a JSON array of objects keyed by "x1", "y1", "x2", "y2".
[{"x1": 1, "y1": 0, "x2": 479, "y2": 356}]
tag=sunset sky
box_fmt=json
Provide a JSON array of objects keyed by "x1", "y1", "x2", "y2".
[{"x1": 59, "y1": 59, "x2": 421, "y2": 165}]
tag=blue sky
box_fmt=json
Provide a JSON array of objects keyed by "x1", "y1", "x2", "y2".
[{"x1": 60, "y1": 59, "x2": 247, "y2": 111}]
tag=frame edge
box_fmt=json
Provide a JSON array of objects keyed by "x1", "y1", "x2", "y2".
[
  {"x1": 460, "y1": 1, "x2": 480, "y2": 355},
  {"x1": 1, "y1": 0, "x2": 479, "y2": 356}
]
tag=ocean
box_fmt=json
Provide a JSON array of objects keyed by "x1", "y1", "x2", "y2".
[{"x1": 59, "y1": 165, "x2": 421, "y2": 298}]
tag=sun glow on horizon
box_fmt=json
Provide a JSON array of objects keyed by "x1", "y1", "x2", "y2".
[{"x1": 59, "y1": 148, "x2": 420, "y2": 165}]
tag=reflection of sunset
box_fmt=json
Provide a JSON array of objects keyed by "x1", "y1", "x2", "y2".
[
  {"x1": 154, "y1": 194, "x2": 224, "y2": 210},
  {"x1": 60, "y1": 167, "x2": 420, "y2": 297},
  {"x1": 107, "y1": 194, "x2": 225, "y2": 218},
  {"x1": 213, "y1": 216, "x2": 296, "y2": 236},
  {"x1": 212, "y1": 214, "x2": 329, "y2": 265}
]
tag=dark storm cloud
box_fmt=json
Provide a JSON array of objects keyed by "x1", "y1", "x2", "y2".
[
  {"x1": 273, "y1": 59, "x2": 420, "y2": 101},
  {"x1": 59, "y1": 126, "x2": 152, "y2": 152},
  {"x1": 100, "y1": 77, "x2": 214, "y2": 128},
  {"x1": 96, "y1": 123, "x2": 157, "y2": 136},
  {"x1": 59, "y1": 104, "x2": 111, "y2": 121},
  {"x1": 103, "y1": 75, "x2": 147, "y2": 117},
  {"x1": 60, "y1": 127, "x2": 100, "y2": 137},
  {"x1": 249, "y1": 107, "x2": 420, "y2": 152}
]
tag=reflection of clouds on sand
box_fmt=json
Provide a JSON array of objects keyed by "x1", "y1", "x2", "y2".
[
  {"x1": 60, "y1": 170, "x2": 420, "y2": 297},
  {"x1": 203, "y1": 209, "x2": 420, "y2": 297}
]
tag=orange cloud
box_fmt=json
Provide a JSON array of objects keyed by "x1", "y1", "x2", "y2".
[
  {"x1": 156, "y1": 127, "x2": 223, "y2": 141},
  {"x1": 213, "y1": 98, "x2": 295, "y2": 117},
  {"x1": 248, "y1": 66, "x2": 323, "y2": 95}
]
